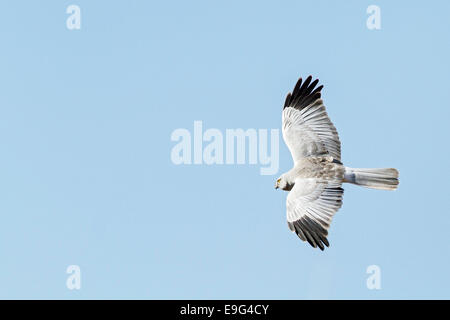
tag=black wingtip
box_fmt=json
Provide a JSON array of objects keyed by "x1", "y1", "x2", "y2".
[
  {"x1": 293, "y1": 216, "x2": 331, "y2": 251},
  {"x1": 284, "y1": 93, "x2": 292, "y2": 109},
  {"x1": 283, "y1": 76, "x2": 323, "y2": 110}
]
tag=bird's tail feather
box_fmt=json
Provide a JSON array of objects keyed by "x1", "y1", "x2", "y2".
[{"x1": 344, "y1": 167, "x2": 399, "y2": 190}]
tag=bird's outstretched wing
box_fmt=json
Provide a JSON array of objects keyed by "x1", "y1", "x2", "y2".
[
  {"x1": 282, "y1": 76, "x2": 341, "y2": 163},
  {"x1": 286, "y1": 178, "x2": 343, "y2": 250}
]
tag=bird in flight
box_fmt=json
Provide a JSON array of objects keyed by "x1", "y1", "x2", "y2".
[{"x1": 275, "y1": 76, "x2": 399, "y2": 250}]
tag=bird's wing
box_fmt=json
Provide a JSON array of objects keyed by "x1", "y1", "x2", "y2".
[
  {"x1": 286, "y1": 177, "x2": 343, "y2": 250},
  {"x1": 282, "y1": 76, "x2": 341, "y2": 163}
]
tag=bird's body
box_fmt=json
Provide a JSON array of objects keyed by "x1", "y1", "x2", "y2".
[
  {"x1": 276, "y1": 76, "x2": 398, "y2": 250},
  {"x1": 280, "y1": 156, "x2": 344, "y2": 190}
]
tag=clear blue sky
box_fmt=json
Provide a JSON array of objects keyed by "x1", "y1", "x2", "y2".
[{"x1": 0, "y1": 1, "x2": 449, "y2": 299}]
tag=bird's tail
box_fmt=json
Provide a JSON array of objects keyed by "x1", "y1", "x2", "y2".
[{"x1": 344, "y1": 167, "x2": 399, "y2": 190}]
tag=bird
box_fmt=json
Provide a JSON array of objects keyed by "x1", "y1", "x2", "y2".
[{"x1": 275, "y1": 76, "x2": 399, "y2": 250}]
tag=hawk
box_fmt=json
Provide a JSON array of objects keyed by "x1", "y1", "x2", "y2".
[{"x1": 275, "y1": 76, "x2": 399, "y2": 250}]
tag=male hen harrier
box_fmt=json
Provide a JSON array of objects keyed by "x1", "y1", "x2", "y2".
[{"x1": 275, "y1": 76, "x2": 399, "y2": 250}]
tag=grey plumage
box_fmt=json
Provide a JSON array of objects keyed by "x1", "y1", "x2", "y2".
[{"x1": 276, "y1": 76, "x2": 399, "y2": 250}]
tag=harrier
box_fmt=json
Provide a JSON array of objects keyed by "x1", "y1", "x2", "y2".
[{"x1": 275, "y1": 76, "x2": 399, "y2": 250}]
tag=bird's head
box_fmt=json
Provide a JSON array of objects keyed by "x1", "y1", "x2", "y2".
[{"x1": 275, "y1": 175, "x2": 293, "y2": 191}]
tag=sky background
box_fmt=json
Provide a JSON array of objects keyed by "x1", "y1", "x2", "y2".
[{"x1": 0, "y1": 1, "x2": 449, "y2": 299}]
